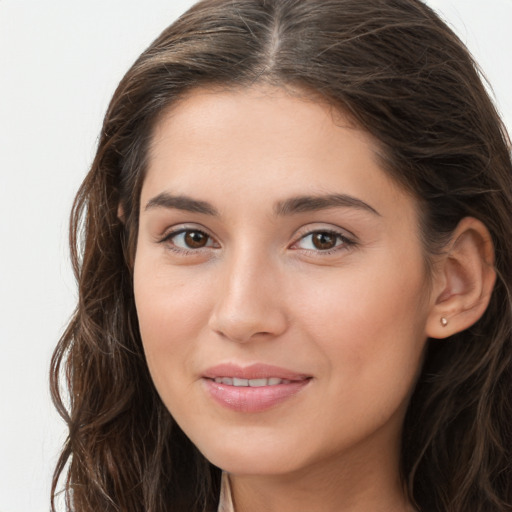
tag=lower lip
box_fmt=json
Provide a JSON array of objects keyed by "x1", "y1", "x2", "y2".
[{"x1": 203, "y1": 379, "x2": 310, "y2": 413}]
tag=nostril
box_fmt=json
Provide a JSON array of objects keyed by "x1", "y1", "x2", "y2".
[{"x1": 209, "y1": 310, "x2": 287, "y2": 344}]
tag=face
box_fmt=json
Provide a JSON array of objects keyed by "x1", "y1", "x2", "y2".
[{"x1": 134, "y1": 86, "x2": 435, "y2": 479}]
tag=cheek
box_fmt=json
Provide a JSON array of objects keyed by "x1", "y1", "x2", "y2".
[
  {"x1": 133, "y1": 258, "x2": 211, "y2": 385},
  {"x1": 292, "y1": 256, "x2": 429, "y2": 382},
  {"x1": 135, "y1": 250, "x2": 209, "y2": 328}
]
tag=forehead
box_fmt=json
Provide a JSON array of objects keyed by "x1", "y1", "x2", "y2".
[
  {"x1": 143, "y1": 85, "x2": 417, "y2": 221},
  {"x1": 148, "y1": 85, "x2": 364, "y2": 158}
]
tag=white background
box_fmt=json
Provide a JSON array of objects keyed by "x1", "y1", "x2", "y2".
[{"x1": 0, "y1": 1, "x2": 510, "y2": 511}]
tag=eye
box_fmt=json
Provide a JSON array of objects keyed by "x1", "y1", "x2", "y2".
[
  {"x1": 162, "y1": 228, "x2": 218, "y2": 251},
  {"x1": 293, "y1": 230, "x2": 352, "y2": 252}
]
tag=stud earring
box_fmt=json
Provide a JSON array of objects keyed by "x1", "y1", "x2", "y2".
[{"x1": 440, "y1": 317, "x2": 448, "y2": 327}]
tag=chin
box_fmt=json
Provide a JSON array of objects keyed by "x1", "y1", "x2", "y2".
[{"x1": 196, "y1": 437, "x2": 307, "y2": 476}]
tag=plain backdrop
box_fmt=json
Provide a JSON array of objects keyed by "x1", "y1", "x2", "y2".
[{"x1": 0, "y1": 1, "x2": 510, "y2": 511}]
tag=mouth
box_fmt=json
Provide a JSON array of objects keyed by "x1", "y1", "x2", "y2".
[
  {"x1": 202, "y1": 362, "x2": 311, "y2": 382},
  {"x1": 202, "y1": 363, "x2": 312, "y2": 412},
  {"x1": 210, "y1": 377, "x2": 295, "y2": 387}
]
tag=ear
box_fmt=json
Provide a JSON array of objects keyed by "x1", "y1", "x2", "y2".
[
  {"x1": 426, "y1": 217, "x2": 496, "y2": 339},
  {"x1": 117, "y1": 204, "x2": 125, "y2": 224}
]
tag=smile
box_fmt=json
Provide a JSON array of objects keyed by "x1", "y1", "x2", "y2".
[
  {"x1": 202, "y1": 363, "x2": 312, "y2": 412},
  {"x1": 212, "y1": 377, "x2": 293, "y2": 387}
]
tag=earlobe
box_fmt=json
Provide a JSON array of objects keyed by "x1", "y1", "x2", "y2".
[
  {"x1": 117, "y1": 204, "x2": 125, "y2": 224},
  {"x1": 426, "y1": 217, "x2": 496, "y2": 339}
]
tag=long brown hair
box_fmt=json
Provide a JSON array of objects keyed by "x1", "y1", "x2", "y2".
[{"x1": 50, "y1": 1, "x2": 512, "y2": 510}]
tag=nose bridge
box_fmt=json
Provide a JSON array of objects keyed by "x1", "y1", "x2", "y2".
[{"x1": 209, "y1": 243, "x2": 287, "y2": 342}]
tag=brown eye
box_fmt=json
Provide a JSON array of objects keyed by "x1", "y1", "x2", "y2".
[
  {"x1": 163, "y1": 229, "x2": 216, "y2": 251},
  {"x1": 311, "y1": 232, "x2": 337, "y2": 250},
  {"x1": 184, "y1": 230, "x2": 209, "y2": 248},
  {"x1": 293, "y1": 229, "x2": 352, "y2": 253}
]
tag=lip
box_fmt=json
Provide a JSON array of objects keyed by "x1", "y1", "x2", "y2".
[
  {"x1": 202, "y1": 363, "x2": 312, "y2": 413},
  {"x1": 202, "y1": 363, "x2": 310, "y2": 381}
]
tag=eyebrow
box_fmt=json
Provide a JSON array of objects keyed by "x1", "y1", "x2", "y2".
[
  {"x1": 274, "y1": 194, "x2": 381, "y2": 216},
  {"x1": 144, "y1": 192, "x2": 380, "y2": 217},
  {"x1": 145, "y1": 193, "x2": 219, "y2": 216}
]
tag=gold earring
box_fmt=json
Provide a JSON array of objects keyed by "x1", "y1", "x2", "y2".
[{"x1": 440, "y1": 317, "x2": 448, "y2": 327}]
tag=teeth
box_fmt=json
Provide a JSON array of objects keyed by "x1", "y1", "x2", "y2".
[
  {"x1": 213, "y1": 377, "x2": 289, "y2": 386},
  {"x1": 248, "y1": 378, "x2": 267, "y2": 387}
]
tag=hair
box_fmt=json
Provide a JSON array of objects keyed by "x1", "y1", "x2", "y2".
[{"x1": 50, "y1": 0, "x2": 512, "y2": 511}]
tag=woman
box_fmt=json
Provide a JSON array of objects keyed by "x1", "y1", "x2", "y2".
[{"x1": 50, "y1": 0, "x2": 512, "y2": 511}]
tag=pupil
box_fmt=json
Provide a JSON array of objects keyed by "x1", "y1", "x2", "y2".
[
  {"x1": 185, "y1": 231, "x2": 207, "y2": 248},
  {"x1": 313, "y1": 232, "x2": 336, "y2": 250}
]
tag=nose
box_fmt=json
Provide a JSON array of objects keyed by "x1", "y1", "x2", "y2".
[{"x1": 208, "y1": 251, "x2": 288, "y2": 343}]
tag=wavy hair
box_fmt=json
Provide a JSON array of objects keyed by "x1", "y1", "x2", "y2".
[{"x1": 50, "y1": 0, "x2": 512, "y2": 510}]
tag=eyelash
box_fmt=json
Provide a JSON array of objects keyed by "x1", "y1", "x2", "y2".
[
  {"x1": 158, "y1": 227, "x2": 356, "y2": 256},
  {"x1": 159, "y1": 227, "x2": 218, "y2": 255},
  {"x1": 291, "y1": 229, "x2": 355, "y2": 255}
]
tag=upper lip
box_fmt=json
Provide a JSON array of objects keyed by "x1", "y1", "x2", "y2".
[{"x1": 202, "y1": 363, "x2": 311, "y2": 381}]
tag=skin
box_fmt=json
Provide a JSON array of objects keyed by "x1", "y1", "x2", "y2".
[{"x1": 133, "y1": 86, "x2": 439, "y2": 512}]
